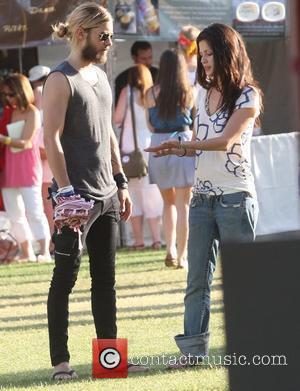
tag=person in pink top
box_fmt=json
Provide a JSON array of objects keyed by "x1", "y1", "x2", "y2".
[
  {"x1": 28, "y1": 65, "x2": 55, "y2": 251},
  {"x1": 0, "y1": 73, "x2": 51, "y2": 262}
]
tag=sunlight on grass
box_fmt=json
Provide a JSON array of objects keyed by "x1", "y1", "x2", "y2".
[{"x1": 0, "y1": 248, "x2": 229, "y2": 390}]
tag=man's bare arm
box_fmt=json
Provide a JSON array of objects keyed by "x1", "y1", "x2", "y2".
[{"x1": 42, "y1": 72, "x2": 71, "y2": 188}]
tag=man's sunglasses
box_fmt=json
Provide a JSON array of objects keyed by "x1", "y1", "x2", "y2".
[{"x1": 98, "y1": 32, "x2": 114, "y2": 42}]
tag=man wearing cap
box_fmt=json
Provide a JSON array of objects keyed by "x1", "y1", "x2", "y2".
[{"x1": 28, "y1": 65, "x2": 51, "y2": 110}]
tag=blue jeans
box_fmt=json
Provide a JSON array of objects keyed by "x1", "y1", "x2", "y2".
[{"x1": 174, "y1": 191, "x2": 258, "y2": 358}]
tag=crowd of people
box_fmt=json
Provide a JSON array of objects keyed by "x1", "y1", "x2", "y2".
[
  {"x1": 0, "y1": 1, "x2": 262, "y2": 379},
  {"x1": 0, "y1": 24, "x2": 202, "y2": 266}
]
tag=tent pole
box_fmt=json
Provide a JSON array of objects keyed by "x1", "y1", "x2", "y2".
[{"x1": 18, "y1": 48, "x2": 23, "y2": 73}]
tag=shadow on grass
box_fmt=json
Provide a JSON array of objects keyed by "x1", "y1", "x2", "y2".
[
  {"x1": 0, "y1": 267, "x2": 53, "y2": 280},
  {"x1": 0, "y1": 303, "x2": 184, "y2": 323},
  {"x1": 0, "y1": 287, "x2": 186, "y2": 310},
  {"x1": 0, "y1": 283, "x2": 222, "y2": 308},
  {"x1": 117, "y1": 267, "x2": 164, "y2": 275},
  {"x1": 0, "y1": 307, "x2": 224, "y2": 333},
  {"x1": 0, "y1": 364, "x2": 93, "y2": 389},
  {"x1": 0, "y1": 264, "x2": 178, "y2": 286},
  {"x1": 0, "y1": 254, "x2": 163, "y2": 279},
  {"x1": 1, "y1": 298, "x2": 224, "y2": 324},
  {"x1": 0, "y1": 279, "x2": 186, "y2": 302},
  {"x1": 0, "y1": 289, "x2": 224, "y2": 312},
  {"x1": 0, "y1": 278, "x2": 51, "y2": 287},
  {"x1": 0, "y1": 346, "x2": 227, "y2": 389}
]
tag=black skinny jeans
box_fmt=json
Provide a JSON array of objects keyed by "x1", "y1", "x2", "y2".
[{"x1": 47, "y1": 193, "x2": 120, "y2": 366}]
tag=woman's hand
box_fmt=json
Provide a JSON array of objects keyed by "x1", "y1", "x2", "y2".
[
  {"x1": 0, "y1": 135, "x2": 10, "y2": 145},
  {"x1": 145, "y1": 139, "x2": 183, "y2": 157}
]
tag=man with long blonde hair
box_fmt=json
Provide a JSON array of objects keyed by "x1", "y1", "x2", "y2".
[{"x1": 43, "y1": 2, "x2": 134, "y2": 380}]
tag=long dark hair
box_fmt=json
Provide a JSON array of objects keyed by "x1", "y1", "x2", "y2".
[
  {"x1": 156, "y1": 50, "x2": 191, "y2": 120},
  {"x1": 196, "y1": 23, "x2": 263, "y2": 117}
]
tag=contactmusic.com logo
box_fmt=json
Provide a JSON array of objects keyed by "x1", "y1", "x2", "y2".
[{"x1": 92, "y1": 339, "x2": 128, "y2": 378}]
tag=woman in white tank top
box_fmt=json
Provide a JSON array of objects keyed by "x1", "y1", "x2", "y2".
[{"x1": 114, "y1": 64, "x2": 163, "y2": 250}]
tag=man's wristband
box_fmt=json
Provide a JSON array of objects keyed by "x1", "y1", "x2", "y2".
[
  {"x1": 114, "y1": 173, "x2": 129, "y2": 190},
  {"x1": 55, "y1": 185, "x2": 75, "y2": 199}
]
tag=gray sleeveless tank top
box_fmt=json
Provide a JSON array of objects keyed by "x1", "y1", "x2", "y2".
[{"x1": 50, "y1": 61, "x2": 117, "y2": 201}]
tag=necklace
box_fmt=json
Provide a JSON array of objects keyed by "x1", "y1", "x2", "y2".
[{"x1": 205, "y1": 87, "x2": 222, "y2": 117}]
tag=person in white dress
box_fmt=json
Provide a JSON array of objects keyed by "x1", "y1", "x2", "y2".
[{"x1": 114, "y1": 64, "x2": 163, "y2": 249}]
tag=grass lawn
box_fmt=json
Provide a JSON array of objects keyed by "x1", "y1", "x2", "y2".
[{"x1": 0, "y1": 247, "x2": 229, "y2": 390}]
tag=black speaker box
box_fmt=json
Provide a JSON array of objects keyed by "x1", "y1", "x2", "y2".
[{"x1": 221, "y1": 237, "x2": 300, "y2": 391}]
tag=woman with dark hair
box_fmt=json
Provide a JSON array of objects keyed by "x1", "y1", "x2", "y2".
[
  {"x1": 0, "y1": 73, "x2": 51, "y2": 262},
  {"x1": 146, "y1": 24, "x2": 262, "y2": 365},
  {"x1": 114, "y1": 64, "x2": 163, "y2": 249},
  {"x1": 145, "y1": 49, "x2": 195, "y2": 268}
]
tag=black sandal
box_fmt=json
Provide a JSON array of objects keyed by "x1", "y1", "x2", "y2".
[{"x1": 52, "y1": 369, "x2": 77, "y2": 380}]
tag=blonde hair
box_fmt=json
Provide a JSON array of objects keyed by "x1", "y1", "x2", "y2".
[
  {"x1": 3, "y1": 73, "x2": 34, "y2": 111},
  {"x1": 178, "y1": 25, "x2": 201, "y2": 57},
  {"x1": 52, "y1": 2, "x2": 112, "y2": 43}
]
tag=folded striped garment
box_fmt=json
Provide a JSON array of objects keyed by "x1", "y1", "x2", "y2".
[{"x1": 54, "y1": 195, "x2": 94, "y2": 232}]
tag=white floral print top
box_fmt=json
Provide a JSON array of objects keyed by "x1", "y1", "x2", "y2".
[{"x1": 193, "y1": 85, "x2": 260, "y2": 197}]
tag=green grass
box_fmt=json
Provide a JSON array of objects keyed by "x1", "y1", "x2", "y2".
[{"x1": 0, "y1": 248, "x2": 229, "y2": 390}]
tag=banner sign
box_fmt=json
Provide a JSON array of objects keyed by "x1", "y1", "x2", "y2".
[
  {"x1": 0, "y1": 0, "x2": 107, "y2": 49},
  {"x1": 0, "y1": 0, "x2": 286, "y2": 49},
  {"x1": 232, "y1": 0, "x2": 286, "y2": 36},
  {"x1": 159, "y1": 0, "x2": 232, "y2": 40},
  {"x1": 113, "y1": 0, "x2": 232, "y2": 40}
]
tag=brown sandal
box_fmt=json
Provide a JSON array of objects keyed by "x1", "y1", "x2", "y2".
[{"x1": 165, "y1": 254, "x2": 177, "y2": 267}]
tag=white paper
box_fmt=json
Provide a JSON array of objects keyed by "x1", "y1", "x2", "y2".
[{"x1": 6, "y1": 120, "x2": 25, "y2": 153}]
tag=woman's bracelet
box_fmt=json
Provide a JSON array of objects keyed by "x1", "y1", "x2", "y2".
[
  {"x1": 177, "y1": 147, "x2": 187, "y2": 157},
  {"x1": 1, "y1": 136, "x2": 12, "y2": 145},
  {"x1": 177, "y1": 136, "x2": 187, "y2": 157}
]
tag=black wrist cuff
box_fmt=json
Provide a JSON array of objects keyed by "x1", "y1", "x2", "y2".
[{"x1": 114, "y1": 172, "x2": 129, "y2": 189}]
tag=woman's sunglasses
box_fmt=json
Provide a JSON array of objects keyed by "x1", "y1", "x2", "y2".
[{"x1": 3, "y1": 92, "x2": 16, "y2": 98}]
